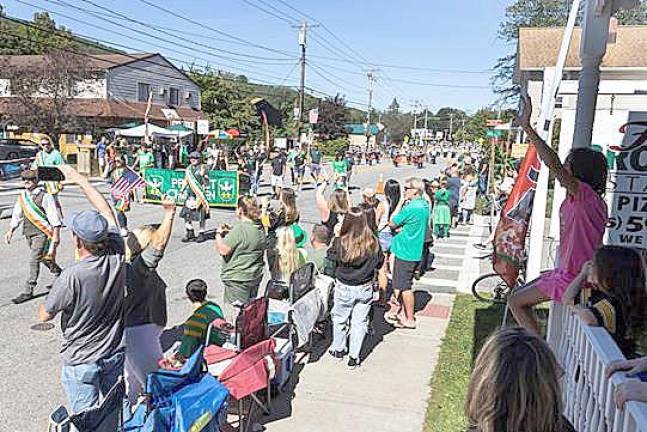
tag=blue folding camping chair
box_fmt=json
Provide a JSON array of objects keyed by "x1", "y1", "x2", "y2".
[{"x1": 123, "y1": 347, "x2": 229, "y2": 432}]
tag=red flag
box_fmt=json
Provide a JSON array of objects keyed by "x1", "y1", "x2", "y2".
[{"x1": 493, "y1": 145, "x2": 541, "y2": 288}]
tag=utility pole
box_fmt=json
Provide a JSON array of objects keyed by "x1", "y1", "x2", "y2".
[
  {"x1": 293, "y1": 21, "x2": 317, "y2": 146},
  {"x1": 449, "y1": 113, "x2": 454, "y2": 142},
  {"x1": 365, "y1": 69, "x2": 375, "y2": 149}
]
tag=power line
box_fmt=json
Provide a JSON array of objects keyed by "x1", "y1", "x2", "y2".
[
  {"x1": 135, "y1": 0, "x2": 295, "y2": 58},
  {"x1": 0, "y1": 18, "x2": 294, "y2": 90},
  {"x1": 49, "y1": 0, "x2": 296, "y2": 64},
  {"x1": 11, "y1": 0, "x2": 298, "y2": 84},
  {"x1": 0, "y1": 20, "x2": 358, "y2": 107},
  {"x1": 239, "y1": 0, "x2": 298, "y2": 26}
]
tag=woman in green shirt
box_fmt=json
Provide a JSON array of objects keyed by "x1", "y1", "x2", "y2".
[
  {"x1": 433, "y1": 179, "x2": 452, "y2": 239},
  {"x1": 215, "y1": 196, "x2": 267, "y2": 320}
]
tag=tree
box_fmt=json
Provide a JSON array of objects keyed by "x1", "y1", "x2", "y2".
[
  {"x1": 0, "y1": 50, "x2": 92, "y2": 144},
  {"x1": 493, "y1": 0, "x2": 647, "y2": 106},
  {"x1": 387, "y1": 98, "x2": 400, "y2": 114},
  {"x1": 315, "y1": 94, "x2": 348, "y2": 141},
  {"x1": 190, "y1": 68, "x2": 260, "y2": 138}
]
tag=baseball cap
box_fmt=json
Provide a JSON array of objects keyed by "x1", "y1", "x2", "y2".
[
  {"x1": 63, "y1": 210, "x2": 109, "y2": 243},
  {"x1": 189, "y1": 151, "x2": 201, "y2": 159}
]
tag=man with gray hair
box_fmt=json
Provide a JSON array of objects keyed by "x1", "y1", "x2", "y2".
[
  {"x1": 386, "y1": 177, "x2": 430, "y2": 329},
  {"x1": 39, "y1": 165, "x2": 126, "y2": 413}
]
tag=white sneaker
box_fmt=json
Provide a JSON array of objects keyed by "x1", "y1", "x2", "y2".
[{"x1": 120, "y1": 228, "x2": 129, "y2": 237}]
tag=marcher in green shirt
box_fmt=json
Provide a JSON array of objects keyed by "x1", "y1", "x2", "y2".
[
  {"x1": 215, "y1": 195, "x2": 267, "y2": 320},
  {"x1": 331, "y1": 153, "x2": 349, "y2": 189},
  {"x1": 136, "y1": 145, "x2": 155, "y2": 171},
  {"x1": 387, "y1": 177, "x2": 430, "y2": 330},
  {"x1": 176, "y1": 279, "x2": 226, "y2": 361}
]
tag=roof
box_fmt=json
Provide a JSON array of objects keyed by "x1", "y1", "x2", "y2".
[
  {"x1": 346, "y1": 123, "x2": 380, "y2": 136},
  {"x1": 517, "y1": 26, "x2": 647, "y2": 70},
  {"x1": 0, "y1": 53, "x2": 156, "y2": 72},
  {"x1": 0, "y1": 98, "x2": 204, "y2": 122}
]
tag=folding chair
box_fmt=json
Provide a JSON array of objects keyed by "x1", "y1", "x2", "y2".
[
  {"x1": 203, "y1": 298, "x2": 277, "y2": 432},
  {"x1": 212, "y1": 339, "x2": 277, "y2": 432},
  {"x1": 47, "y1": 377, "x2": 126, "y2": 432}
]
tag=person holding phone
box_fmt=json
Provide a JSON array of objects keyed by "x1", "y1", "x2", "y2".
[
  {"x1": 31, "y1": 137, "x2": 65, "y2": 216},
  {"x1": 4, "y1": 169, "x2": 62, "y2": 304}
]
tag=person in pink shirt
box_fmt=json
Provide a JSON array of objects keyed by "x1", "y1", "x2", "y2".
[{"x1": 508, "y1": 95, "x2": 609, "y2": 335}]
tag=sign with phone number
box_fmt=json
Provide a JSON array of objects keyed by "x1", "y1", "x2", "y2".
[
  {"x1": 604, "y1": 114, "x2": 647, "y2": 249},
  {"x1": 142, "y1": 168, "x2": 244, "y2": 208}
]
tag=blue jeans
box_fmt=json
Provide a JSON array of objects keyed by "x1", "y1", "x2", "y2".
[
  {"x1": 331, "y1": 282, "x2": 373, "y2": 360},
  {"x1": 61, "y1": 350, "x2": 125, "y2": 413}
]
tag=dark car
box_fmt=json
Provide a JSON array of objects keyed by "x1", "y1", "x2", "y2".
[
  {"x1": 0, "y1": 138, "x2": 39, "y2": 160},
  {"x1": 0, "y1": 138, "x2": 38, "y2": 179}
]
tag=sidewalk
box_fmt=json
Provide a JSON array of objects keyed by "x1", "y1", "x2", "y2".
[{"x1": 263, "y1": 293, "x2": 454, "y2": 432}]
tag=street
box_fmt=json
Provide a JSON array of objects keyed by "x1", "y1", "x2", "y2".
[{"x1": 0, "y1": 159, "x2": 474, "y2": 431}]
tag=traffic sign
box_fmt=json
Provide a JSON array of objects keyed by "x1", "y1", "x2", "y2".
[{"x1": 486, "y1": 129, "x2": 504, "y2": 138}]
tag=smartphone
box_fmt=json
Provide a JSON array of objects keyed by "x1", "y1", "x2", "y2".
[{"x1": 37, "y1": 166, "x2": 65, "y2": 182}]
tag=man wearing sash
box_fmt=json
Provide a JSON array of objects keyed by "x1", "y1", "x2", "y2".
[
  {"x1": 31, "y1": 137, "x2": 65, "y2": 216},
  {"x1": 4, "y1": 170, "x2": 62, "y2": 304},
  {"x1": 179, "y1": 151, "x2": 210, "y2": 243}
]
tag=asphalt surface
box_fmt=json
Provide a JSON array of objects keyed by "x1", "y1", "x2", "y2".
[{"x1": 0, "y1": 160, "x2": 445, "y2": 431}]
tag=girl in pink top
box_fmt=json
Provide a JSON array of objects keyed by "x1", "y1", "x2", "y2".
[{"x1": 508, "y1": 95, "x2": 609, "y2": 335}]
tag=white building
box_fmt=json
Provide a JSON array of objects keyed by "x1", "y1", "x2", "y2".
[{"x1": 517, "y1": 26, "x2": 647, "y2": 248}]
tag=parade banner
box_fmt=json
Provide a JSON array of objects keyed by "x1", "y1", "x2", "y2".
[
  {"x1": 493, "y1": 145, "x2": 541, "y2": 288},
  {"x1": 143, "y1": 168, "x2": 241, "y2": 208}
]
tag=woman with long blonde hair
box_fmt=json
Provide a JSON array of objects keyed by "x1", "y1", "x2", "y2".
[
  {"x1": 328, "y1": 207, "x2": 384, "y2": 369},
  {"x1": 272, "y1": 226, "x2": 306, "y2": 283},
  {"x1": 465, "y1": 327, "x2": 574, "y2": 432}
]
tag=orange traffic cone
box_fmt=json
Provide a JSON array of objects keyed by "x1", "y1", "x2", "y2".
[{"x1": 376, "y1": 174, "x2": 385, "y2": 195}]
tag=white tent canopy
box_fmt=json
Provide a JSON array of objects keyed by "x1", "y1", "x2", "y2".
[{"x1": 114, "y1": 124, "x2": 192, "y2": 138}]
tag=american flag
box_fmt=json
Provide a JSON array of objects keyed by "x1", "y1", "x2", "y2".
[{"x1": 111, "y1": 168, "x2": 146, "y2": 198}]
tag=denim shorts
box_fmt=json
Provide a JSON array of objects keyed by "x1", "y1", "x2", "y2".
[{"x1": 378, "y1": 231, "x2": 393, "y2": 252}]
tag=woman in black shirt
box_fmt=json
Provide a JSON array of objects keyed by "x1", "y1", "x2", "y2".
[
  {"x1": 315, "y1": 180, "x2": 350, "y2": 231},
  {"x1": 327, "y1": 207, "x2": 384, "y2": 369}
]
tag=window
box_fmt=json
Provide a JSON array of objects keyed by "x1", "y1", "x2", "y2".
[
  {"x1": 138, "y1": 82, "x2": 151, "y2": 102},
  {"x1": 169, "y1": 87, "x2": 179, "y2": 106}
]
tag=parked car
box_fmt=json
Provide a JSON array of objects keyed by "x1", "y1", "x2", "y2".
[
  {"x1": 0, "y1": 138, "x2": 38, "y2": 180},
  {"x1": 0, "y1": 138, "x2": 39, "y2": 161}
]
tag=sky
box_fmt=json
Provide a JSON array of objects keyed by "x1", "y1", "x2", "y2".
[{"x1": 3, "y1": 0, "x2": 513, "y2": 113}]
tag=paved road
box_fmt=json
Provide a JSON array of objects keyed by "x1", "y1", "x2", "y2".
[{"x1": 0, "y1": 160, "x2": 452, "y2": 431}]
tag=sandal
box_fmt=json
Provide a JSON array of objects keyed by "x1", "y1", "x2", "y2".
[{"x1": 393, "y1": 320, "x2": 417, "y2": 329}]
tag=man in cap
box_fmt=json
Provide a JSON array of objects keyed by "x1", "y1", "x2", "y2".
[
  {"x1": 4, "y1": 169, "x2": 62, "y2": 304},
  {"x1": 31, "y1": 137, "x2": 65, "y2": 215},
  {"x1": 179, "y1": 151, "x2": 210, "y2": 243},
  {"x1": 38, "y1": 165, "x2": 126, "y2": 414}
]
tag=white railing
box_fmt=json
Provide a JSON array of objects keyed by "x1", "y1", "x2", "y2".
[{"x1": 547, "y1": 302, "x2": 647, "y2": 432}]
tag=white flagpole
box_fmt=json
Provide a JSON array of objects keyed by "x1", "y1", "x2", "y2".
[{"x1": 525, "y1": 0, "x2": 582, "y2": 282}]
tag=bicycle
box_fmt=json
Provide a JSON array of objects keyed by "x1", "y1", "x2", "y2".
[{"x1": 471, "y1": 252, "x2": 526, "y2": 305}]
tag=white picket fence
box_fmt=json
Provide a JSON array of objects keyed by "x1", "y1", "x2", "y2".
[{"x1": 547, "y1": 303, "x2": 647, "y2": 431}]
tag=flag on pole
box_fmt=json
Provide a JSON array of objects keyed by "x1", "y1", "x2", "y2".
[
  {"x1": 492, "y1": 145, "x2": 541, "y2": 288},
  {"x1": 111, "y1": 168, "x2": 146, "y2": 199}
]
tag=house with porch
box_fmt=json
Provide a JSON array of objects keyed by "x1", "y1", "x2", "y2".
[
  {"x1": 516, "y1": 25, "x2": 647, "y2": 431},
  {"x1": 0, "y1": 52, "x2": 204, "y2": 156}
]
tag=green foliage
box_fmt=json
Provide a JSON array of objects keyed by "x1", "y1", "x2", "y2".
[
  {"x1": 190, "y1": 68, "x2": 261, "y2": 138},
  {"x1": 492, "y1": 0, "x2": 647, "y2": 106},
  {"x1": 318, "y1": 137, "x2": 348, "y2": 157},
  {"x1": 314, "y1": 94, "x2": 349, "y2": 141},
  {"x1": 424, "y1": 295, "x2": 504, "y2": 432},
  {"x1": 0, "y1": 11, "x2": 114, "y2": 55}
]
